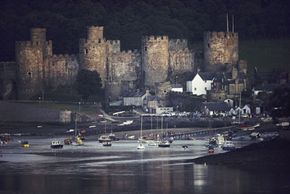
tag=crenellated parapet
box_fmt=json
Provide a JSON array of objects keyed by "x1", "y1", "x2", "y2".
[
  {"x1": 169, "y1": 39, "x2": 188, "y2": 51},
  {"x1": 106, "y1": 40, "x2": 121, "y2": 54},
  {"x1": 143, "y1": 35, "x2": 169, "y2": 42}
]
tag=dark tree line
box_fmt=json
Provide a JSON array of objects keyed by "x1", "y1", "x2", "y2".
[{"x1": 0, "y1": 0, "x2": 289, "y2": 60}]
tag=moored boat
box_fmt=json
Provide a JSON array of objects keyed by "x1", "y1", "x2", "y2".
[
  {"x1": 222, "y1": 141, "x2": 236, "y2": 151},
  {"x1": 137, "y1": 142, "x2": 145, "y2": 149},
  {"x1": 158, "y1": 140, "x2": 170, "y2": 148},
  {"x1": 102, "y1": 140, "x2": 112, "y2": 147},
  {"x1": 98, "y1": 135, "x2": 111, "y2": 143},
  {"x1": 21, "y1": 141, "x2": 30, "y2": 148},
  {"x1": 51, "y1": 140, "x2": 63, "y2": 149}
]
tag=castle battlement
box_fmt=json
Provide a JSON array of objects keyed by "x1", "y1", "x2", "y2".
[
  {"x1": 83, "y1": 38, "x2": 106, "y2": 45},
  {"x1": 144, "y1": 35, "x2": 169, "y2": 41},
  {"x1": 16, "y1": 40, "x2": 52, "y2": 48},
  {"x1": 107, "y1": 40, "x2": 120, "y2": 45},
  {"x1": 169, "y1": 39, "x2": 187, "y2": 44},
  {"x1": 16, "y1": 41, "x2": 33, "y2": 48},
  {"x1": 51, "y1": 54, "x2": 76, "y2": 59},
  {"x1": 205, "y1": 31, "x2": 238, "y2": 39}
]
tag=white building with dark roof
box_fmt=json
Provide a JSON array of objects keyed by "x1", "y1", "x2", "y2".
[{"x1": 186, "y1": 72, "x2": 214, "y2": 95}]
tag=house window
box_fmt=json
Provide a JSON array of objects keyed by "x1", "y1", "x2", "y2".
[
  {"x1": 194, "y1": 88, "x2": 196, "y2": 91},
  {"x1": 84, "y1": 49, "x2": 88, "y2": 54},
  {"x1": 144, "y1": 47, "x2": 147, "y2": 51},
  {"x1": 205, "y1": 87, "x2": 207, "y2": 90}
]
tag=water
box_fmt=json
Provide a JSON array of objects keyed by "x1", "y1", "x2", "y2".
[{"x1": 0, "y1": 137, "x2": 289, "y2": 194}]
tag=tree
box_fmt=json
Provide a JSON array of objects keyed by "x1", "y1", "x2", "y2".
[{"x1": 76, "y1": 69, "x2": 103, "y2": 101}]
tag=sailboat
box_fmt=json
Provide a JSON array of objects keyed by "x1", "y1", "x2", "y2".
[
  {"x1": 98, "y1": 121, "x2": 112, "y2": 146},
  {"x1": 158, "y1": 115, "x2": 170, "y2": 148},
  {"x1": 73, "y1": 103, "x2": 84, "y2": 146},
  {"x1": 137, "y1": 115, "x2": 145, "y2": 150}
]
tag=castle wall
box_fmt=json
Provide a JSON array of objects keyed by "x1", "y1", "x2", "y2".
[
  {"x1": 46, "y1": 54, "x2": 79, "y2": 88},
  {"x1": 106, "y1": 50, "x2": 141, "y2": 99},
  {"x1": 16, "y1": 28, "x2": 53, "y2": 99},
  {"x1": 169, "y1": 49, "x2": 194, "y2": 76},
  {"x1": 204, "y1": 32, "x2": 238, "y2": 71},
  {"x1": 142, "y1": 36, "x2": 169, "y2": 87},
  {"x1": 79, "y1": 38, "x2": 107, "y2": 86}
]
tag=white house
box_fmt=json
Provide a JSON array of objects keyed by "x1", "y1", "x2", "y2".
[
  {"x1": 242, "y1": 104, "x2": 251, "y2": 115},
  {"x1": 186, "y1": 72, "x2": 214, "y2": 95}
]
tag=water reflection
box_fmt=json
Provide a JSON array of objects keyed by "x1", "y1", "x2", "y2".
[{"x1": 1, "y1": 162, "x2": 290, "y2": 194}]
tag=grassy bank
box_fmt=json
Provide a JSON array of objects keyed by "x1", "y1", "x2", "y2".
[{"x1": 192, "y1": 137, "x2": 290, "y2": 173}]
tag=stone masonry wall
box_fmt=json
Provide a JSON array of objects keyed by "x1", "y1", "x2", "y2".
[
  {"x1": 169, "y1": 39, "x2": 195, "y2": 76},
  {"x1": 142, "y1": 36, "x2": 169, "y2": 87},
  {"x1": 15, "y1": 28, "x2": 53, "y2": 99},
  {"x1": 204, "y1": 32, "x2": 238, "y2": 71},
  {"x1": 46, "y1": 54, "x2": 79, "y2": 88}
]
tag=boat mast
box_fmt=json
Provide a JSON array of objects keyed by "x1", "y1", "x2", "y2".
[
  {"x1": 140, "y1": 115, "x2": 143, "y2": 138},
  {"x1": 239, "y1": 92, "x2": 241, "y2": 124}
]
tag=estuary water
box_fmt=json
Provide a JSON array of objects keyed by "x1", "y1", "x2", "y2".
[{"x1": 0, "y1": 137, "x2": 289, "y2": 194}]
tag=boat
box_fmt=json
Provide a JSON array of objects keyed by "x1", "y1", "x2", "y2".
[
  {"x1": 208, "y1": 137, "x2": 218, "y2": 148},
  {"x1": 208, "y1": 145, "x2": 215, "y2": 154},
  {"x1": 222, "y1": 141, "x2": 236, "y2": 151},
  {"x1": 158, "y1": 140, "x2": 170, "y2": 148},
  {"x1": 21, "y1": 140, "x2": 30, "y2": 148},
  {"x1": 157, "y1": 116, "x2": 171, "y2": 148},
  {"x1": 137, "y1": 115, "x2": 145, "y2": 150},
  {"x1": 215, "y1": 134, "x2": 225, "y2": 145},
  {"x1": 137, "y1": 142, "x2": 145, "y2": 149},
  {"x1": 147, "y1": 140, "x2": 158, "y2": 146},
  {"x1": 75, "y1": 135, "x2": 84, "y2": 146},
  {"x1": 64, "y1": 138, "x2": 72, "y2": 145},
  {"x1": 98, "y1": 135, "x2": 111, "y2": 143},
  {"x1": 51, "y1": 140, "x2": 63, "y2": 149},
  {"x1": 102, "y1": 140, "x2": 112, "y2": 147}
]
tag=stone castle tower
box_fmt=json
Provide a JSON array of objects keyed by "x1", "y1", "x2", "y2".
[
  {"x1": 16, "y1": 28, "x2": 53, "y2": 99},
  {"x1": 204, "y1": 31, "x2": 238, "y2": 71},
  {"x1": 79, "y1": 26, "x2": 120, "y2": 86},
  {"x1": 142, "y1": 36, "x2": 169, "y2": 87}
]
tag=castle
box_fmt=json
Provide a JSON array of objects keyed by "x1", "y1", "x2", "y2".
[{"x1": 0, "y1": 26, "x2": 240, "y2": 101}]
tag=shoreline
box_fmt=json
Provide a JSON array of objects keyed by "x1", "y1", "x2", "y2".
[{"x1": 190, "y1": 137, "x2": 290, "y2": 173}]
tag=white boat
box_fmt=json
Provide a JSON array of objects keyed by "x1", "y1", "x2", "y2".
[
  {"x1": 137, "y1": 142, "x2": 145, "y2": 149},
  {"x1": 158, "y1": 140, "x2": 170, "y2": 148},
  {"x1": 102, "y1": 140, "x2": 112, "y2": 147},
  {"x1": 215, "y1": 134, "x2": 225, "y2": 145},
  {"x1": 98, "y1": 135, "x2": 111, "y2": 143},
  {"x1": 137, "y1": 115, "x2": 145, "y2": 150},
  {"x1": 147, "y1": 140, "x2": 158, "y2": 146},
  {"x1": 222, "y1": 141, "x2": 236, "y2": 151},
  {"x1": 51, "y1": 140, "x2": 63, "y2": 149}
]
